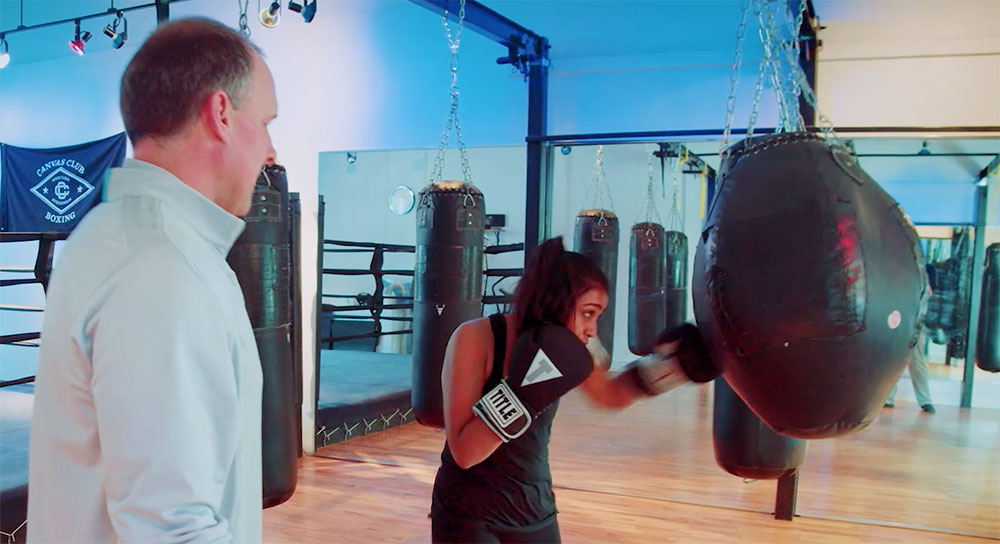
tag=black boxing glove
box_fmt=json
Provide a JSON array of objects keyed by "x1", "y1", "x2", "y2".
[
  {"x1": 626, "y1": 323, "x2": 720, "y2": 396},
  {"x1": 473, "y1": 323, "x2": 594, "y2": 442}
]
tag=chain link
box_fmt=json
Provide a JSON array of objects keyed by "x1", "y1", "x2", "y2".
[
  {"x1": 721, "y1": 0, "x2": 753, "y2": 154},
  {"x1": 430, "y1": 0, "x2": 474, "y2": 187},
  {"x1": 584, "y1": 145, "x2": 616, "y2": 219},
  {"x1": 237, "y1": 0, "x2": 250, "y2": 37},
  {"x1": 637, "y1": 145, "x2": 664, "y2": 228}
]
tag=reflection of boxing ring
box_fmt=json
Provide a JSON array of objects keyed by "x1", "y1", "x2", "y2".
[
  {"x1": 0, "y1": 232, "x2": 67, "y2": 543},
  {"x1": 314, "y1": 199, "x2": 523, "y2": 446}
]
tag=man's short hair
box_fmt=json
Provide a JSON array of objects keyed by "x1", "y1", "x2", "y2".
[{"x1": 120, "y1": 17, "x2": 261, "y2": 143}]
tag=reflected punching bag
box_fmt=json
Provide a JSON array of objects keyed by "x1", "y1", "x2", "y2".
[
  {"x1": 412, "y1": 181, "x2": 485, "y2": 428},
  {"x1": 629, "y1": 223, "x2": 666, "y2": 355},
  {"x1": 227, "y1": 164, "x2": 298, "y2": 508},
  {"x1": 575, "y1": 209, "x2": 619, "y2": 355},
  {"x1": 693, "y1": 133, "x2": 928, "y2": 439},
  {"x1": 664, "y1": 230, "x2": 688, "y2": 332},
  {"x1": 713, "y1": 378, "x2": 806, "y2": 479},
  {"x1": 976, "y1": 244, "x2": 1000, "y2": 372}
]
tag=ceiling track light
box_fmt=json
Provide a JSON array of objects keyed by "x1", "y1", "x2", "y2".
[
  {"x1": 103, "y1": 11, "x2": 128, "y2": 49},
  {"x1": 0, "y1": 35, "x2": 9, "y2": 69},
  {"x1": 288, "y1": 0, "x2": 317, "y2": 23},
  {"x1": 259, "y1": 1, "x2": 281, "y2": 28},
  {"x1": 69, "y1": 20, "x2": 91, "y2": 55}
]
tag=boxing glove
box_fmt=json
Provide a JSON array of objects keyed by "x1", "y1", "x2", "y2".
[
  {"x1": 473, "y1": 323, "x2": 594, "y2": 442},
  {"x1": 626, "y1": 323, "x2": 720, "y2": 396}
]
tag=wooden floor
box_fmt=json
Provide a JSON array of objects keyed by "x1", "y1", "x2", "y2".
[{"x1": 263, "y1": 384, "x2": 1000, "y2": 543}]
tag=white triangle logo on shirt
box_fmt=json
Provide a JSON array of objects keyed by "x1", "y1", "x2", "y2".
[
  {"x1": 521, "y1": 348, "x2": 563, "y2": 387},
  {"x1": 436, "y1": 304, "x2": 445, "y2": 316}
]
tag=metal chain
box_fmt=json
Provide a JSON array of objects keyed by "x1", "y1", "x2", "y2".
[
  {"x1": 637, "y1": 145, "x2": 663, "y2": 227},
  {"x1": 762, "y1": 0, "x2": 805, "y2": 132},
  {"x1": 430, "y1": 0, "x2": 474, "y2": 187},
  {"x1": 584, "y1": 145, "x2": 615, "y2": 218},
  {"x1": 755, "y1": 0, "x2": 795, "y2": 133},
  {"x1": 667, "y1": 149, "x2": 684, "y2": 231},
  {"x1": 720, "y1": 0, "x2": 753, "y2": 154},
  {"x1": 237, "y1": 0, "x2": 250, "y2": 37}
]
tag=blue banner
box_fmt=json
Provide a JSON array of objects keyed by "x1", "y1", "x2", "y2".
[{"x1": 0, "y1": 133, "x2": 127, "y2": 232}]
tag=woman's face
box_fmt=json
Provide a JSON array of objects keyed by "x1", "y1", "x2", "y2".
[{"x1": 565, "y1": 287, "x2": 609, "y2": 344}]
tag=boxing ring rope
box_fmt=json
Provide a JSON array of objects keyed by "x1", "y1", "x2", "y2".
[{"x1": 0, "y1": 232, "x2": 68, "y2": 388}]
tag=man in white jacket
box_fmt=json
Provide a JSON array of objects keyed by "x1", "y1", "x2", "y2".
[{"x1": 28, "y1": 17, "x2": 276, "y2": 543}]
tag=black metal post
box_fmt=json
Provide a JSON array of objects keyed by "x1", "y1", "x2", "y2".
[
  {"x1": 774, "y1": 471, "x2": 799, "y2": 521},
  {"x1": 524, "y1": 50, "x2": 550, "y2": 257},
  {"x1": 795, "y1": 0, "x2": 818, "y2": 127},
  {"x1": 961, "y1": 176, "x2": 992, "y2": 407},
  {"x1": 289, "y1": 192, "x2": 303, "y2": 457},
  {"x1": 314, "y1": 196, "x2": 325, "y2": 443}
]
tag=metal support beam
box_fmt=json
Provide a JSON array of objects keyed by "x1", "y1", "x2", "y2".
[
  {"x1": 794, "y1": 0, "x2": 819, "y2": 127},
  {"x1": 961, "y1": 176, "x2": 992, "y2": 407},
  {"x1": 524, "y1": 52, "x2": 551, "y2": 256},
  {"x1": 408, "y1": 0, "x2": 546, "y2": 75}
]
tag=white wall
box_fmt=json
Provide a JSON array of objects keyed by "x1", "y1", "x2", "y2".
[{"x1": 815, "y1": 0, "x2": 1000, "y2": 128}]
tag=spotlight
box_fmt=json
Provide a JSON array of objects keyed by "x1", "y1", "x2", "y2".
[
  {"x1": 0, "y1": 36, "x2": 9, "y2": 69},
  {"x1": 289, "y1": 0, "x2": 317, "y2": 23},
  {"x1": 103, "y1": 12, "x2": 128, "y2": 49},
  {"x1": 259, "y1": 1, "x2": 281, "y2": 27},
  {"x1": 917, "y1": 141, "x2": 931, "y2": 156},
  {"x1": 69, "y1": 20, "x2": 91, "y2": 55}
]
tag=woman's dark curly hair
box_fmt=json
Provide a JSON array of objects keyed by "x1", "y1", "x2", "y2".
[{"x1": 513, "y1": 236, "x2": 609, "y2": 334}]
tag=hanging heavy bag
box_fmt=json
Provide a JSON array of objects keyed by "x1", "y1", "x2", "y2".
[
  {"x1": 227, "y1": 163, "x2": 298, "y2": 508},
  {"x1": 692, "y1": 133, "x2": 928, "y2": 439}
]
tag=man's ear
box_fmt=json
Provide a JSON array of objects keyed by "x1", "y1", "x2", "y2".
[{"x1": 200, "y1": 89, "x2": 233, "y2": 143}]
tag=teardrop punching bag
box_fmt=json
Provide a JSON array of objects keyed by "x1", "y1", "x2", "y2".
[
  {"x1": 629, "y1": 223, "x2": 666, "y2": 355},
  {"x1": 976, "y1": 244, "x2": 1000, "y2": 372},
  {"x1": 664, "y1": 230, "x2": 689, "y2": 332},
  {"x1": 713, "y1": 378, "x2": 806, "y2": 480},
  {"x1": 412, "y1": 182, "x2": 485, "y2": 428},
  {"x1": 227, "y1": 164, "x2": 298, "y2": 508},
  {"x1": 575, "y1": 209, "x2": 619, "y2": 355},
  {"x1": 693, "y1": 133, "x2": 928, "y2": 439}
]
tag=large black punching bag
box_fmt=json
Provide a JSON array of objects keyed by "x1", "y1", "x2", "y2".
[
  {"x1": 693, "y1": 133, "x2": 928, "y2": 439},
  {"x1": 713, "y1": 378, "x2": 806, "y2": 480},
  {"x1": 629, "y1": 223, "x2": 666, "y2": 355},
  {"x1": 227, "y1": 164, "x2": 298, "y2": 508},
  {"x1": 664, "y1": 230, "x2": 688, "y2": 331},
  {"x1": 412, "y1": 181, "x2": 485, "y2": 428},
  {"x1": 575, "y1": 209, "x2": 619, "y2": 355},
  {"x1": 977, "y1": 243, "x2": 1000, "y2": 372}
]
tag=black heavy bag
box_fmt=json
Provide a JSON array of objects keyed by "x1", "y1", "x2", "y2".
[
  {"x1": 977, "y1": 243, "x2": 1000, "y2": 372},
  {"x1": 693, "y1": 133, "x2": 928, "y2": 439},
  {"x1": 713, "y1": 377, "x2": 806, "y2": 479},
  {"x1": 227, "y1": 164, "x2": 298, "y2": 508},
  {"x1": 664, "y1": 230, "x2": 689, "y2": 332},
  {"x1": 629, "y1": 223, "x2": 666, "y2": 355},
  {"x1": 575, "y1": 209, "x2": 619, "y2": 355},
  {"x1": 412, "y1": 181, "x2": 485, "y2": 428}
]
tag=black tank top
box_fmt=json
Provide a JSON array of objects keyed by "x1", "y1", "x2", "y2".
[{"x1": 431, "y1": 314, "x2": 558, "y2": 528}]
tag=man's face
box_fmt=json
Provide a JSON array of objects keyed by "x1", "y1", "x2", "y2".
[{"x1": 223, "y1": 55, "x2": 277, "y2": 217}]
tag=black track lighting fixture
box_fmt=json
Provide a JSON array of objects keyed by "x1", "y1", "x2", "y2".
[
  {"x1": 288, "y1": 0, "x2": 316, "y2": 23},
  {"x1": 69, "y1": 20, "x2": 91, "y2": 55},
  {"x1": 0, "y1": 34, "x2": 9, "y2": 69},
  {"x1": 259, "y1": 1, "x2": 281, "y2": 28},
  {"x1": 103, "y1": 11, "x2": 128, "y2": 49}
]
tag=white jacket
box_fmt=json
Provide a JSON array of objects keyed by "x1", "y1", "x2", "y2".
[{"x1": 28, "y1": 159, "x2": 263, "y2": 543}]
